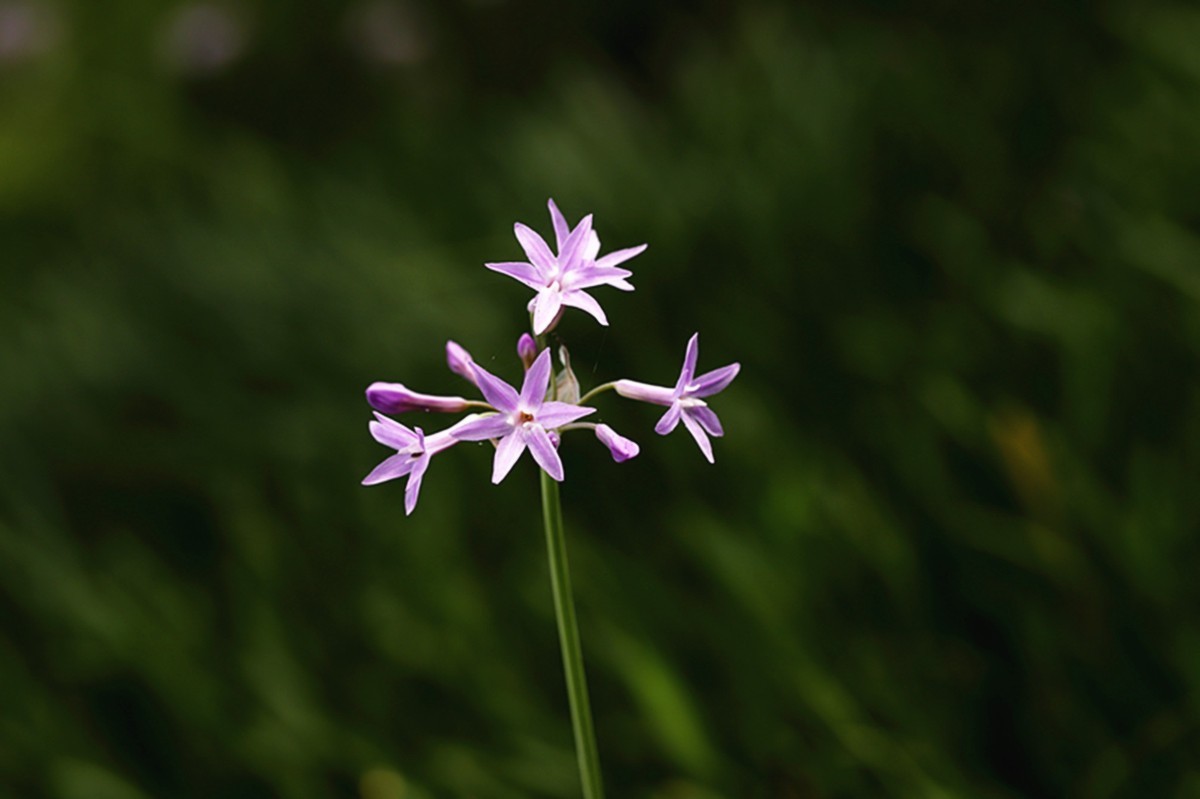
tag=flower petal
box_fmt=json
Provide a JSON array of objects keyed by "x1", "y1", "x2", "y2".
[
  {"x1": 561, "y1": 290, "x2": 608, "y2": 326},
  {"x1": 681, "y1": 410, "x2": 715, "y2": 463},
  {"x1": 558, "y1": 213, "x2": 593, "y2": 267},
  {"x1": 690, "y1": 362, "x2": 740, "y2": 398},
  {"x1": 532, "y1": 287, "x2": 563, "y2": 335},
  {"x1": 485, "y1": 261, "x2": 545, "y2": 290},
  {"x1": 521, "y1": 348, "x2": 553, "y2": 408},
  {"x1": 548, "y1": 198, "x2": 570, "y2": 251},
  {"x1": 526, "y1": 424, "x2": 564, "y2": 481},
  {"x1": 470, "y1": 362, "x2": 520, "y2": 412},
  {"x1": 369, "y1": 413, "x2": 420, "y2": 450},
  {"x1": 445, "y1": 340, "x2": 477, "y2": 385},
  {"x1": 565, "y1": 264, "x2": 633, "y2": 291},
  {"x1": 595, "y1": 423, "x2": 640, "y2": 462},
  {"x1": 448, "y1": 414, "x2": 512, "y2": 442},
  {"x1": 677, "y1": 333, "x2": 700, "y2": 389},
  {"x1": 614, "y1": 379, "x2": 676, "y2": 406},
  {"x1": 594, "y1": 243, "x2": 647, "y2": 270},
  {"x1": 404, "y1": 454, "x2": 431, "y2": 515},
  {"x1": 655, "y1": 402, "x2": 683, "y2": 435},
  {"x1": 514, "y1": 223, "x2": 556, "y2": 274},
  {"x1": 689, "y1": 405, "x2": 724, "y2": 437},
  {"x1": 583, "y1": 230, "x2": 601, "y2": 261},
  {"x1": 362, "y1": 452, "x2": 417, "y2": 485},
  {"x1": 537, "y1": 401, "x2": 596, "y2": 428},
  {"x1": 491, "y1": 431, "x2": 527, "y2": 483}
]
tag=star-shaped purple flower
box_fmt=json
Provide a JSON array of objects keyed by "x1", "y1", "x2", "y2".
[
  {"x1": 362, "y1": 413, "x2": 468, "y2": 515},
  {"x1": 486, "y1": 199, "x2": 647, "y2": 335},
  {"x1": 615, "y1": 333, "x2": 740, "y2": 463},
  {"x1": 450, "y1": 348, "x2": 595, "y2": 482}
]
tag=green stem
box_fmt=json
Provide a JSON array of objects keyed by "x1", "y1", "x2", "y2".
[{"x1": 540, "y1": 471, "x2": 605, "y2": 799}]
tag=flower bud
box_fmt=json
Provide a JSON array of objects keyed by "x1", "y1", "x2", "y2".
[
  {"x1": 517, "y1": 333, "x2": 538, "y2": 370},
  {"x1": 366, "y1": 382, "x2": 470, "y2": 414},
  {"x1": 595, "y1": 423, "x2": 639, "y2": 462},
  {"x1": 445, "y1": 340, "x2": 477, "y2": 385}
]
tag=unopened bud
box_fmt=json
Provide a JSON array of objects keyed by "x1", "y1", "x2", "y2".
[
  {"x1": 366, "y1": 382, "x2": 470, "y2": 414},
  {"x1": 595, "y1": 424, "x2": 639, "y2": 462},
  {"x1": 445, "y1": 340, "x2": 477, "y2": 385},
  {"x1": 517, "y1": 333, "x2": 538, "y2": 370}
]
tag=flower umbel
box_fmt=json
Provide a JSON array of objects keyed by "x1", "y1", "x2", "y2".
[
  {"x1": 615, "y1": 333, "x2": 740, "y2": 463},
  {"x1": 451, "y1": 348, "x2": 595, "y2": 483},
  {"x1": 486, "y1": 198, "x2": 647, "y2": 334}
]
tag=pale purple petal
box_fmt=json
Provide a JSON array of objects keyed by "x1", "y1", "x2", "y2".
[
  {"x1": 404, "y1": 454, "x2": 431, "y2": 515},
  {"x1": 566, "y1": 264, "x2": 633, "y2": 291},
  {"x1": 537, "y1": 401, "x2": 596, "y2": 428},
  {"x1": 366, "y1": 382, "x2": 469, "y2": 414},
  {"x1": 514, "y1": 223, "x2": 556, "y2": 274},
  {"x1": 521, "y1": 348, "x2": 553, "y2": 408},
  {"x1": 548, "y1": 198, "x2": 570, "y2": 251},
  {"x1": 561, "y1": 290, "x2": 608, "y2": 326},
  {"x1": 680, "y1": 411, "x2": 715, "y2": 463},
  {"x1": 369, "y1": 413, "x2": 420, "y2": 449},
  {"x1": 595, "y1": 424, "x2": 640, "y2": 462},
  {"x1": 558, "y1": 213, "x2": 593, "y2": 267},
  {"x1": 677, "y1": 333, "x2": 700, "y2": 389},
  {"x1": 614, "y1": 379, "x2": 677, "y2": 406},
  {"x1": 583, "y1": 230, "x2": 601, "y2": 261},
  {"x1": 689, "y1": 363, "x2": 740, "y2": 398},
  {"x1": 448, "y1": 414, "x2": 512, "y2": 442},
  {"x1": 594, "y1": 243, "x2": 647, "y2": 270},
  {"x1": 689, "y1": 406, "x2": 724, "y2": 437},
  {"x1": 362, "y1": 452, "x2": 417, "y2": 485},
  {"x1": 491, "y1": 431, "x2": 527, "y2": 483},
  {"x1": 532, "y1": 288, "x2": 563, "y2": 335},
  {"x1": 470, "y1": 362, "x2": 520, "y2": 412},
  {"x1": 485, "y1": 261, "x2": 545, "y2": 290},
  {"x1": 446, "y1": 340, "x2": 477, "y2": 384},
  {"x1": 525, "y1": 424, "x2": 564, "y2": 481},
  {"x1": 655, "y1": 402, "x2": 683, "y2": 435}
]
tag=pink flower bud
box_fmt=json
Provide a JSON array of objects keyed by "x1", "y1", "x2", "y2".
[
  {"x1": 595, "y1": 423, "x2": 640, "y2": 463},
  {"x1": 517, "y1": 333, "x2": 538, "y2": 369},
  {"x1": 445, "y1": 340, "x2": 477, "y2": 385},
  {"x1": 366, "y1": 382, "x2": 470, "y2": 414}
]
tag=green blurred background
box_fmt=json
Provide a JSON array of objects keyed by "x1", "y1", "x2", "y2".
[{"x1": 3, "y1": 0, "x2": 1200, "y2": 796}]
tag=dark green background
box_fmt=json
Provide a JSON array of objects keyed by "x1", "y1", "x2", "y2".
[{"x1": 3, "y1": 1, "x2": 1199, "y2": 796}]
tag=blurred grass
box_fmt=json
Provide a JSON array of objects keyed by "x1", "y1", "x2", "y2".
[{"x1": 2, "y1": 1, "x2": 1200, "y2": 797}]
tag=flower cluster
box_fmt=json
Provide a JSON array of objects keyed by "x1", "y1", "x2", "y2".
[{"x1": 363, "y1": 199, "x2": 740, "y2": 513}]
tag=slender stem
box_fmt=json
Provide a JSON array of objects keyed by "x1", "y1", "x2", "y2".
[
  {"x1": 540, "y1": 471, "x2": 605, "y2": 799},
  {"x1": 577, "y1": 381, "x2": 617, "y2": 406}
]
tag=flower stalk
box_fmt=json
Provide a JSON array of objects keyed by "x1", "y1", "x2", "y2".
[{"x1": 540, "y1": 469, "x2": 604, "y2": 799}]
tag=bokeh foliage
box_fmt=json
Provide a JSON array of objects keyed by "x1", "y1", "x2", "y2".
[{"x1": 2, "y1": 1, "x2": 1200, "y2": 796}]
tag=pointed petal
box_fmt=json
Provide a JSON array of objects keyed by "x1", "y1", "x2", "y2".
[
  {"x1": 491, "y1": 431, "x2": 527, "y2": 483},
  {"x1": 565, "y1": 264, "x2": 633, "y2": 291},
  {"x1": 532, "y1": 288, "x2": 563, "y2": 335},
  {"x1": 681, "y1": 411, "x2": 715, "y2": 463},
  {"x1": 690, "y1": 362, "x2": 740, "y2": 398},
  {"x1": 655, "y1": 402, "x2": 684, "y2": 435},
  {"x1": 548, "y1": 198, "x2": 570, "y2": 251},
  {"x1": 690, "y1": 405, "x2": 724, "y2": 436},
  {"x1": 614, "y1": 379, "x2": 676, "y2": 406},
  {"x1": 677, "y1": 333, "x2": 700, "y2": 389},
  {"x1": 485, "y1": 261, "x2": 545, "y2": 290},
  {"x1": 561, "y1": 290, "x2": 608, "y2": 326},
  {"x1": 558, "y1": 214, "x2": 593, "y2": 267},
  {"x1": 583, "y1": 230, "x2": 600, "y2": 260},
  {"x1": 404, "y1": 454, "x2": 431, "y2": 515},
  {"x1": 594, "y1": 243, "x2": 647, "y2": 270},
  {"x1": 526, "y1": 425, "x2": 564, "y2": 481},
  {"x1": 448, "y1": 414, "x2": 512, "y2": 442},
  {"x1": 521, "y1": 348, "x2": 553, "y2": 408},
  {"x1": 514, "y1": 223, "x2": 556, "y2": 273},
  {"x1": 369, "y1": 413, "x2": 420, "y2": 450},
  {"x1": 446, "y1": 340, "x2": 478, "y2": 385},
  {"x1": 537, "y1": 401, "x2": 595, "y2": 428},
  {"x1": 470, "y1": 362, "x2": 520, "y2": 412},
  {"x1": 362, "y1": 452, "x2": 417, "y2": 485}
]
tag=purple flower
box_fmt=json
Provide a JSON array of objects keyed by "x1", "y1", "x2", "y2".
[
  {"x1": 366, "y1": 382, "x2": 471, "y2": 414},
  {"x1": 445, "y1": 340, "x2": 478, "y2": 386},
  {"x1": 486, "y1": 199, "x2": 647, "y2": 335},
  {"x1": 517, "y1": 333, "x2": 539, "y2": 369},
  {"x1": 594, "y1": 424, "x2": 640, "y2": 462},
  {"x1": 362, "y1": 413, "x2": 468, "y2": 514},
  {"x1": 451, "y1": 348, "x2": 595, "y2": 482},
  {"x1": 615, "y1": 333, "x2": 740, "y2": 463}
]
